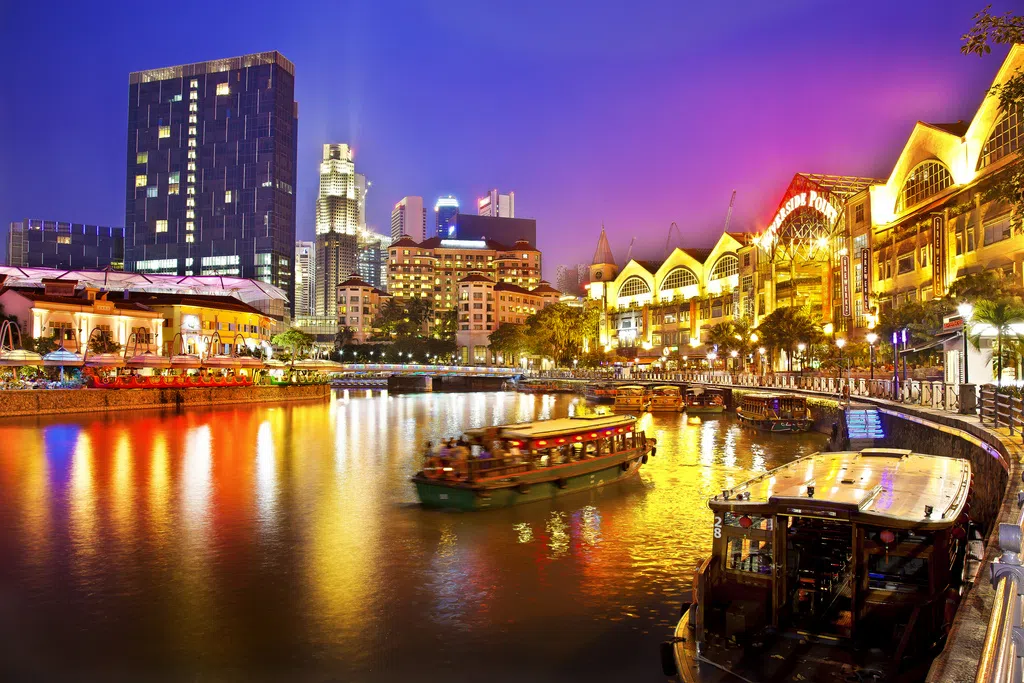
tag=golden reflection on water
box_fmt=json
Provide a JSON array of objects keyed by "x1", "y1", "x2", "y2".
[{"x1": 0, "y1": 392, "x2": 828, "y2": 679}]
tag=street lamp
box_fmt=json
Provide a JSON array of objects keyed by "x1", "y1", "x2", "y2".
[
  {"x1": 957, "y1": 302, "x2": 973, "y2": 385},
  {"x1": 836, "y1": 338, "x2": 846, "y2": 383},
  {"x1": 866, "y1": 332, "x2": 878, "y2": 381},
  {"x1": 797, "y1": 342, "x2": 806, "y2": 372}
]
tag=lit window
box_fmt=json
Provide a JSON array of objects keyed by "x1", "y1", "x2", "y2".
[
  {"x1": 224, "y1": 191, "x2": 232, "y2": 203},
  {"x1": 188, "y1": 150, "x2": 196, "y2": 160},
  {"x1": 137, "y1": 152, "x2": 148, "y2": 164},
  {"x1": 186, "y1": 234, "x2": 194, "y2": 243},
  {"x1": 189, "y1": 115, "x2": 197, "y2": 124},
  {"x1": 187, "y1": 174, "x2": 196, "y2": 183},
  {"x1": 189, "y1": 126, "x2": 197, "y2": 136},
  {"x1": 710, "y1": 254, "x2": 739, "y2": 279},
  {"x1": 168, "y1": 184, "x2": 179, "y2": 195},
  {"x1": 216, "y1": 83, "x2": 230, "y2": 96},
  {"x1": 189, "y1": 103, "x2": 197, "y2": 112},
  {"x1": 158, "y1": 126, "x2": 170, "y2": 138},
  {"x1": 896, "y1": 160, "x2": 953, "y2": 213},
  {"x1": 190, "y1": 79, "x2": 198, "y2": 88},
  {"x1": 186, "y1": 198, "x2": 195, "y2": 207},
  {"x1": 190, "y1": 91, "x2": 198, "y2": 100},
  {"x1": 168, "y1": 172, "x2": 180, "y2": 184},
  {"x1": 155, "y1": 220, "x2": 168, "y2": 233},
  {"x1": 188, "y1": 139, "x2": 196, "y2": 148},
  {"x1": 978, "y1": 105, "x2": 1022, "y2": 170},
  {"x1": 187, "y1": 162, "x2": 196, "y2": 171},
  {"x1": 186, "y1": 222, "x2": 195, "y2": 231},
  {"x1": 171, "y1": 93, "x2": 182, "y2": 103},
  {"x1": 186, "y1": 210, "x2": 195, "y2": 219},
  {"x1": 147, "y1": 186, "x2": 158, "y2": 198},
  {"x1": 135, "y1": 174, "x2": 147, "y2": 188},
  {"x1": 187, "y1": 187, "x2": 195, "y2": 195},
  {"x1": 56, "y1": 235, "x2": 71, "y2": 245}
]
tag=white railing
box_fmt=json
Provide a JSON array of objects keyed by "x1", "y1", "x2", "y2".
[{"x1": 977, "y1": 505, "x2": 1024, "y2": 682}]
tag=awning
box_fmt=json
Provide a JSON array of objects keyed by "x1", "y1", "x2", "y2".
[
  {"x1": 956, "y1": 265, "x2": 983, "y2": 279},
  {"x1": 902, "y1": 331, "x2": 959, "y2": 355}
]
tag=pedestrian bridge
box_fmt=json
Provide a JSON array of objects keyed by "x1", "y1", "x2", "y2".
[{"x1": 335, "y1": 363, "x2": 522, "y2": 377}]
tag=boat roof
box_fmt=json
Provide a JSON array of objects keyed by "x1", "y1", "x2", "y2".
[
  {"x1": 617, "y1": 384, "x2": 647, "y2": 390},
  {"x1": 482, "y1": 414, "x2": 636, "y2": 439},
  {"x1": 711, "y1": 449, "x2": 971, "y2": 528},
  {"x1": 742, "y1": 393, "x2": 805, "y2": 401}
]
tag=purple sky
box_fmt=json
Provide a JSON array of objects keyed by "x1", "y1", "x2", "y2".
[{"x1": 0, "y1": 0, "x2": 1013, "y2": 278}]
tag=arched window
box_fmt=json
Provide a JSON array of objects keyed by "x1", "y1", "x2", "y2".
[
  {"x1": 895, "y1": 160, "x2": 953, "y2": 213},
  {"x1": 978, "y1": 106, "x2": 1022, "y2": 171},
  {"x1": 618, "y1": 276, "x2": 651, "y2": 298},
  {"x1": 659, "y1": 267, "x2": 699, "y2": 291},
  {"x1": 710, "y1": 254, "x2": 739, "y2": 280}
]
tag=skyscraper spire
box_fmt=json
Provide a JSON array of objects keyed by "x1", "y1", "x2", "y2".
[{"x1": 592, "y1": 224, "x2": 615, "y2": 266}]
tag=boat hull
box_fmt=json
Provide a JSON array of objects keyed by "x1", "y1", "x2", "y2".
[
  {"x1": 650, "y1": 401, "x2": 683, "y2": 412},
  {"x1": 413, "y1": 451, "x2": 647, "y2": 511},
  {"x1": 684, "y1": 405, "x2": 724, "y2": 415},
  {"x1": 736, "y1": 410, "x2": 812, "y2": 432}
]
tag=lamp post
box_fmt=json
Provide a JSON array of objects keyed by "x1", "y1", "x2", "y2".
[
  {"x1": 957, "y1": 302, "x2": 973, "y2": 385},
  {"x1": 836, "y1": 338, "x2": 846, "y2": 385},
  {"x1": 866, "y1": 332, "x2": 878, "y2": 382},
  {"x1": 758, "y1": 347, "x2": 766, "y2": 378},
  {"x1": 797, "y1": 342, "x2": 806, "y2": 372}
]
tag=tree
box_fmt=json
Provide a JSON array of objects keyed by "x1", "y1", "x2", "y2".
[
  {"x1": 271, "y1": 327, "x2": 314, "y2": 362},
  {"x1": 963, "y1": 5, "x2": 1024, "y2": 232},
  {"x1": 436, "y1": 308, "x2": 459, "y2": 342},
  {"x1": 968, "y1": 298, "x2": 1024, "y2": 385},
  {"x1": 947, "y1": 270, "x2": 1024, "y2": 303},
  {"x1": 488, "y1": 324, "x2": 529, "y2": 366},
  {"x1": 88, "y1": 334, "x2": 121, "y2": 355},
  {"x1": 755, "y1": 307, "x2": 821, "y2": 372},
  {"x1": 29, "y1": 336, "x2": 58, "y2": 355},
  {"x1": 523, "y1": 303, "x2": 598, "y2": 366},
  {"x1": 335, "y1": 326, "x2": 355, "y2": 349}
]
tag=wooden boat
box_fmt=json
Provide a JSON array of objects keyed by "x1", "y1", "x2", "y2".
[
  {"x1": 684, "y1": 387, "x2": 725, "y2": 414},
  {"x1": 584, "y1": 382, "x2": 617, "y2": 403},
  {"x1": 613, "y1": 384, "x2": 650, "y2": 412},
  {"x1": 663, "y1": 448, "x2": 974, "y2": 683},
  {"x1": 412, "y1": 414, "x2": 656, "y2": 510},
  {"x1": 736, "y1": 393, "x2": 812, "y2": 432},
  {"x1": 650, "y1": 385, "x2": 684, "y2": 412},
  {"x1": 517, "y1": 379, "x2": 557, "y2": 394}
]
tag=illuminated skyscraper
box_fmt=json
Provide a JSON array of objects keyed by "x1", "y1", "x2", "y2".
[
  {"x1": 314, "y1": 143, "x2": 366, "y2": 316},
  {"x1": 125, "y1": 51, "x2": 298, "y2": 315},
  {"x1": 390, "y1": 196, "x2": 426, "y2": 242},
  {"x1": 357, "y1": 230, "x2": 391, "y2": 291},
  {"x1": 295, "y1": 240, "x2": 314, "y2": 316},
  {"x1": 434, "y1": 195, "x2": 459, "y2": 238},
  {"x1": 477, "y1": 189, "x2": 514, "y2": 217}
]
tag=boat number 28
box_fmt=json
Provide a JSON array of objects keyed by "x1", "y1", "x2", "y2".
[{"x1": 713, "y1": 516, "x2": 722, "y2": 538}]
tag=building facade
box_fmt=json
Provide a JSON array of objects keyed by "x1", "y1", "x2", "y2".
[
  {"x1": 295, "y1": 240, "x2": 315, "y2": 316},
  {"x1": 314, "y1": 143, "x2": 366, "y2": 317},
  {"x1": 455, "y1": 273, "x2": 561, "y2": 364},
  {"x1": 434, "y1": 196, "x2": 459, "y2": 238},
  {"x1": 7, "y1": 220, "x2": 125, "y2": 271},
  {"x1": 387, "y1": 236, "x2": 542, "y2": 331},
  {"x1": 391, "y1": 196, "x2": 426, "y2": 242},
  {"x1": 125, "y1": 51, "x2": 298, "y2": 311},
  {"x1": 337, "y1": 274, "x2": 391, "y2": 343},
  {"x1": 478, "y1": 189, "x2": 514, "y2": 217},
  {"x1": 356, "y1": 230, "x2": 391, "y2": 291},
  {"x1": 130, "y1": 292, "x2": 274, "y2": 356},
  {"x1": 451, "y1": 214, "x2": 537, "y2": 247}
]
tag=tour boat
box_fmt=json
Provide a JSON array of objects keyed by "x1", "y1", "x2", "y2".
[
  {"x1": 650, "y1": 385, "x2": 684, "y2": 412},
  {"x1": 663, "y1": 448, "x2": 974, "y2": 683},
  {"x1": 412, "y1": 413, "x2": 656, "y2": 510},
  {"x1": 517, "y1": 379, "x2": 557, "y2": 394},
  {"x1": 736, "y1": 393, "x2": 812, "y2": 432},
  {"x1": 584, "y1": 382, "x2": 617, "y2": 404},
  {"x1": 684, "y1": 387, "x2": 725, "y2": 414},
  {"x1": 613, "y1": 384, "x2": 651, "y2": 412}
]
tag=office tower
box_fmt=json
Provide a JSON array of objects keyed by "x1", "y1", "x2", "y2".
[
  {"x1": 477, "y1": 189, "x2": 514, "y2": 217},
  {"x1": 434, "y1": 195, "x2": 459, "y2": 238},
  {"x1": 295, "y1": 240, "x2": 315, "y2": 316},
  {"x1": 451, "y1": 214, "x2": 536, "y2": 246},
  {"x1": 125, "y1": 51, "x2": 298, "y2": 311},
  {"x1": 390, "y1": 196, "x2": 426, "y2": 242},
  {"x1": 357, "y1": 230, "x2": 391, "y2": 291},
  {"x1": 314, "y1": 143, "x2": 366, "y2": 317},
  {"x1": 7, "y1": 220, "x2": 124, "y2": 270}
]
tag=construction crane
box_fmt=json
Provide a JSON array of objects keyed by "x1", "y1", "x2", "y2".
[
  {"x1": 722, "y1": 189, "x2": 737, "y2": 233},
  {"x1": 664, "y1": 222, "x2": 683, "y2": 257},
  {"x1": 625, "y1": 237, "x2": 637, "y2": 263}
]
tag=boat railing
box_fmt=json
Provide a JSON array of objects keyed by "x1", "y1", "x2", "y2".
[{"x1": 976, "y1": 504, "x2": 1024, "y2": 682}]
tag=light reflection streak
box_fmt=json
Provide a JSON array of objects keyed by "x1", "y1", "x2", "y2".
[{"x1": 255, "y1": 420, "x2": 276, "y2": 521}]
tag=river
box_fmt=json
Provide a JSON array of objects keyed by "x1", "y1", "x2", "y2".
[{"x1": 0, "y1": 390, "x2": 827, "y2": 682}]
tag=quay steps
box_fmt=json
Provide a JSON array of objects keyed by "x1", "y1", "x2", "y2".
[{"x1": 846, "y1": 407, "x2": 885, "y2": 450}]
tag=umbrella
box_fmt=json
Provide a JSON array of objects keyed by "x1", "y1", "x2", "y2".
[
  {"x1": 202, "y1": 355, "x2": 244, "y2": 368},
  {"x1": 127, "y1": 352, "x2": 172, "y2": 369},
  {"x1": 43, "y1": 346, "x2": 84, "y2": 383},
  {"x1": 170, "y1": 354, "x2": 202, "y2": 369},
  {"x1": 0, "y1": 349, "x2": 44, "y2": 366},
  {"x1": 84, "y1": 353, "x2": 126, "y2": 368}
]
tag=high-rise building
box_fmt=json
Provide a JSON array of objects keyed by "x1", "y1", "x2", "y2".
[
  {"x1": 477, "y1": 189, "x2": 514, "y2": 217},
  {"x1": 7, "y1": 220, "x2": 124, "y2": 270},
  {"x1": 314, "y1": 143, "x2": 366, "y2": 317},
  {"x1": 356, "y1": 230, "x2": 391, "y2": 291},
  {"x1": 391, "y1": 196, "x2": 426, "y2": 242},
  {"x1": 452, "y1": 214, "x2": 536, "y2": 246},
  {"x1": 125, "y1": 51, "x2": 298, "y2": 312},
  {"x1": 434, "y1": 195, "x2": 459, "y2": 238},
  {"x1": 295, "y1": 240, "x2": 315, "y2": 316}
]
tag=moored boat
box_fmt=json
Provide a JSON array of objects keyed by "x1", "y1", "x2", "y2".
[
  {"x1": 684, "y1": 387, "x2": 725, "y2": 414},
  {"x1": 412, "y1": 414, "x2": 656, "y2": 510},
  {"x1": 736, "y1": 393, "x2": 812, "y2": 432},
  {"x1": 613, "y1": 384, "x2": 650, "y2": 412},
  {"x1": 650, "y1": 385, "x2": 684, "y2": 412},
  {"x1": 584, "y1": 382, "x2": 617, "y2": 403},
  {"x1": 663, "y1": 448, "x2": 974, "y2": 683}
]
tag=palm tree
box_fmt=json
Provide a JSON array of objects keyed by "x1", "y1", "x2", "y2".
[{"x1": 968, "y1": 299, "x2": 1024, "y2": 386}]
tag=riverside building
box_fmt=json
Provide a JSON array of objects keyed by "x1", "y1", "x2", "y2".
[
  {"x1": 314, "y1": 143, "x2": 366, "y2": 317},
  {"x1": 7, "y1": 220, "x2": 124, "y2": 271},
  {"x1": 125, "y1": 51, "x2": 298, "y2": 311}
]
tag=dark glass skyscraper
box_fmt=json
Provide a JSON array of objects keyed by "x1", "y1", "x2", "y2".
[
  {"x1": 6, "y1": 220, "x2": 124, "y2": 270},
  {"x1": 125, "y1": 52, "x2": 298, "y2": 311}
]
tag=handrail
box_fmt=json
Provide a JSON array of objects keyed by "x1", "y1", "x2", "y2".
[{"x1": 976, "y1": 505, "x2": 1024, "y2": 683}]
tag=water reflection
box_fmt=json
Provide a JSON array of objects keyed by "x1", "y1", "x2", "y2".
[{"x1": 0, "y1": 392, "x2": 827, "y2": 681}]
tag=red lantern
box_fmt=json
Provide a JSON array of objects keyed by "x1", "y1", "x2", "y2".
[
  {"x1": 880, "y1": 529, "x2": 896, "y2": 545},
  {"x1": 739, "y1": 516, "x2": 753, "y2": 529}
]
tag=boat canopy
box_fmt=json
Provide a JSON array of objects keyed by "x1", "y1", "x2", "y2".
[
  {"x1": 712, "y1": 449, "x2": 971, "y2": 528},
  {"x1": 485, "y1": 414, "x2": 636, "y2": 440}
]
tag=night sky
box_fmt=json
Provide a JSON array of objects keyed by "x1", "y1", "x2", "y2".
[{"x1": 0, "y1": 0, "x2": 1013, "y2": 278}]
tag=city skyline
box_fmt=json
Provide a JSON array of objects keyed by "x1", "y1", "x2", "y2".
[{"x1": 0, "y1": 0, "x2": 1017, "y2": 280}]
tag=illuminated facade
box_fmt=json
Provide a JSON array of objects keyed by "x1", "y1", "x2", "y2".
[
  {"x1": 356, "y1": 230, "x2": 391, "y2": 291},
  {"x1": 337, "y1": 274, "x2": 392, "y2": 343},
  {"x1": 314, "y1": 144, "x2": 367, "y2": 317},
  {"x1": 455, "y1": 273, "x2": 561, "y2": 364},
  {"x1": 477, "y1": 189, "x2": 514, "y2": 217},
  {"x1": 130, "y1": 292, "x2": 274, "y2": 356},
  {"x1": 295, "y1": 240, "x2": 314, "y2": 316},
  {"x1": 387, "y1": 236, "x2": 542, "y2": 331},
  {"x1": 390, "y1": 196, "x2": 426, "y2": 242},
  {"x1": 125, "y1": 52, "x2": 298, "y2": 310},
  {"x1": 434, "y1": 196, "x2": 459, "y2": 238}
]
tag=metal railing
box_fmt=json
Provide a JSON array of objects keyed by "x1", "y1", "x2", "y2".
[{"x1": 977, "y1": 505, "x2": 1024, "y2": 682}]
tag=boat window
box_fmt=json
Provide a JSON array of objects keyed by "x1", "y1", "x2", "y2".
[
  {"x1": 867, "y1": 555, "x2": 929, "y2": 592},
  {"x1": 864, "y1": 529, "x2": 930, "y2": 546},
  {"x1": 724, "y1": 512, "x2": 773, "y2": 531},
  {"x1": 726, "y1": 536, "x2": 773, "y2": 575}
]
